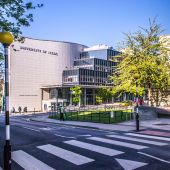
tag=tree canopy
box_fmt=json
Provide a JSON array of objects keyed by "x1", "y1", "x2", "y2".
[
  {"x1": 0, "y1": 0, "x2": 43, "y2": 63},
  {"x1": 96, "y1": 87, "x2": 112, "y2": 103},
  {"x1": 0, "y1": 0, "x2": 43, "y2": 107},
  {"x1": 111, "y1": 19, "x2": 170, "y2": 106},
  {"x1": 0, "y1": 0, "x2": 43, "y2": 39},
  {"x1": 70, "y1": 86, "x2": 82, "y2": 105}
]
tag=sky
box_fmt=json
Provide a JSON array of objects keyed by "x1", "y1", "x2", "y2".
[{"x1": 22, "y1": 0, "x2": 170, "y2": 48}]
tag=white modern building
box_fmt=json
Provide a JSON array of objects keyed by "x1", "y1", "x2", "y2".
[{"x1": 10, "y1": 38, "x2": 87, "y2": 112}]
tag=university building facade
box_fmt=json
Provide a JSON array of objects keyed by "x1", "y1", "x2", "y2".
[{"x1": 10, "y1": 38, "x2": 120, "y2": 112}]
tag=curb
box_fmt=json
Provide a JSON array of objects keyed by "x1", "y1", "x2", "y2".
[{"x1": 30, "y1": 118, "x2": 143, "y2": 132}]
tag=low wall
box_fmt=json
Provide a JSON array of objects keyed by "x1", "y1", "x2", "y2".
[
  {"x1": 134, "y1": 106, "x2": 170, "y2": 120},
  {"x1": 134, "y1": 106, "x2": 157, "y2": 120}
]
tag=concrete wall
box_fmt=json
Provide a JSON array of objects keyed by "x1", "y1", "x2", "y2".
[{"x1": 10, "y1": 38, "x2": 86, "y2": 112}]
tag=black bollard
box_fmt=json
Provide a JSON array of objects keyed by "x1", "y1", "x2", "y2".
[{"x1": 136, "y1": 112, "x2": 139, "y2": 131}]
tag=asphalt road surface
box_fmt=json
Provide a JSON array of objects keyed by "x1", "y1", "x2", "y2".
[{"x1": 0, "y1": 113, "x2": 170, "y2": 170}]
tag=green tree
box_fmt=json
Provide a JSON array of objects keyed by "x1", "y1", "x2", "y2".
[
  {"x1": 96, "y1": 87, "x2": 112, "y2": 111},
  {"x1": 0, "y1": 0, "x2": 43, "y2": 38},
  {"x1": 70, "y1": 86, "x2": 82, "y2": 106},
  {"x1": 95, "y1": 96, "x2": 102, "y2": 105},
  {"x1": 0, "y1": 1, "x2": 43, "y2": 105},
  {"x1": 111, "y1": 19, "x2": 170, "y2": 106}
]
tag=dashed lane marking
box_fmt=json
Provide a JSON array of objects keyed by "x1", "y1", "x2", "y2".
[
  {"x1": 23, "y1": 126, "x2": 40, "y2": 132},
  {"x1": 77, "y1": 134, "x2": 92, "y2": 137},
  {"x1": 54, "y1": 134, "x2": 76, "y2": 139},
  {"x1": 39, "y1": 127, "x2": 52, "y2": 131}
]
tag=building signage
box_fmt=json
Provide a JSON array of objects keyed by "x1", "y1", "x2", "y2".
[
  {"x1": 20, "y1": 46, "x2": 58, "y2": 56},
  {"x1": 19, "y1": 95, "x2": 38, "y2": 96}
]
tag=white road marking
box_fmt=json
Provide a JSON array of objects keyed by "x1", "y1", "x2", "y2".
[
  {"x1": 77, "y1": 134, "x2": 92, "y2": 137},
  {"x1": 57, "y1": 125, "x2": 76, "y2": 129},
  {"x1": 107, "y1": 134, "x2": 168, "y2": 146},
  {"x1": 37, "y1": 144, "x2": 94, "y2": 165},
  {"x1": 55, "y1": 134, "x2": 76, "y2": 139},
  {"x1": 23, "y1": 126, "x2": 40, "y2": 132},
  {"x1": 88, "y1": 137, "x2": 148, "y2": 149},
  {"x1": 0, "y1": 166, "x2": 2, "y2": 170},
  {"x1": 64, "y1": 140, "x2": 124, "y2": 156},
  {"x1": 138, "y1": 152, "x2": 170, "y2": 164},
  {"x1": 39, "y1": 127, "x2": 52, "y2": 131},
  {"x1": 12, "y1": 150, "x2": 55, "y2": 170},
  {"x1": 116, "y1": 158, "x2": 148, "y2": 170},
  {"x1": 126, "y1": 133, "x2": 170, "y2": 142}
]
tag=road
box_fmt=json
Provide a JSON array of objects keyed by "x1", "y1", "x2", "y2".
[{"x1": 0, "y1": 113, "x2": 170, "y2": 170}]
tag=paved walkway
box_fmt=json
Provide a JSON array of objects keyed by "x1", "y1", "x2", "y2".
[
  {"x1": 119, "y1": 118, "x2": 170, "y2": 131},
  {"x1": 2, "y1": 112, "x2": 170, "y2": 132},
  {"x1": 30, "y1": 115, "x2": 144, "y2": 132},
  {"x1": 30, "y1": 114, "x2": 170, "y2": 132}
]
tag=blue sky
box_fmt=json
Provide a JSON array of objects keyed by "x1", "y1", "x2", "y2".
[{"x1": 22, "y1": 0, "x2": 170, "y2": 48}]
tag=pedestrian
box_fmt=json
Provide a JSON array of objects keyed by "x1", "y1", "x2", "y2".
[
  {"x1": 18, "y1": 106, "x2": 22, "y2": 113},
  {"x1": 12, "y1": 107, "x2": 15, "y2": 113},
  {"x1": 60, "y1": 105, "x2": 65, "y2": 121},
  {"x1": 23, "y1": 107, "x2": 27, "y2": 112},
  {"x1": 140, "y1": 97, "x2": 144, "y2": 105}
]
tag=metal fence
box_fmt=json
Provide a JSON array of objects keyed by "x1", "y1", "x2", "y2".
[{"x1": 49, "y1": 109, "x2": 133, "y2": 124}]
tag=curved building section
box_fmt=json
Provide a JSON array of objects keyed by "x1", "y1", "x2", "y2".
[{"x1": 10, "y1": 37, "x2": 86, "y2": 112}]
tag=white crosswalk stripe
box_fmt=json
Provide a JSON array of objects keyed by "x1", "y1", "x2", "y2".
[
  {"x1": 12, "y1": 150, "x2": 55, "y2": 170},
  {"x1": 87, "y1": 137, "x2": 148, "y2": 149},
  {"x1": 37, "y1": 144, "x2": 94, "y2": 165},
  {"x1": 10, "y1": 133, "x2": 170, "y2": 169},
  {"x1": 64, "y1": 140, "x2": 124, "y2": 156},
  {"x1": 126, "y1": 133, "x2": 170, "y2": 142},
  {"x1": 107, "y1": 134, "x2": 168, "y2": 146}
]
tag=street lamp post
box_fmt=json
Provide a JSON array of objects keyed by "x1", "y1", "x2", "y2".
[{"x1": 0, "y1": 32, "x2": 14, "y2": 170}]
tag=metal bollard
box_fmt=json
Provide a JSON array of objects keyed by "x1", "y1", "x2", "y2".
[{"x1": 136, "y1": 112, "x2": 139, "y2": 131}]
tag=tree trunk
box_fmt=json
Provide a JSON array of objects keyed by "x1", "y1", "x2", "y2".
[
  {"x1": 156, "y1": 89, "x2": 159, "y2": 106},
  {"x1": 105, "y1": 102, "x2": 106, "y2": 112},
  {"x1": 148, "y1": 87, "x2": 151, "y2": 106}
]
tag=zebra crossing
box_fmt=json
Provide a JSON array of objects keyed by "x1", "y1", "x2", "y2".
[
  {"x1": 106, "y1": 134, "x2": 168, "y2": 146},
  {"x1": 37, "y1": 144, "x2": 94, "y2": 165},
  {"x1": 12, "y1": 150, "x2": 55, "y2": 170},
  {"x1": 9, "y1": 132, "x2": 170, "y2": 170}
]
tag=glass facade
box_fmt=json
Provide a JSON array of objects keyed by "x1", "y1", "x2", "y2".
[
  {"x1": 62, "y1": 69, "x2": 79, "y2": 85},
  {"x1": 81, "y1": 50, "x2": 107, "y2": 60},
  {"x1": 62, "y1": 46, "x2": 119, "y2": 86},
  {"x1": 80, "y1": 49, "x2": 120, "y2": 60},
  {"x1": 74, "y1": 58, "x2": 94, "y2": 70}
]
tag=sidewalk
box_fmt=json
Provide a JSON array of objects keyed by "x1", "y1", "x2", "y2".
[
  {"x1": 7, "y1": 112, "x2": 170, "y2": 132},
  {"x1": 119, "y1": 118, "x2": 170, "y2": 131},
  {"x1": 31, "y1": 115, "x2": 145, "y2": 132}
]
